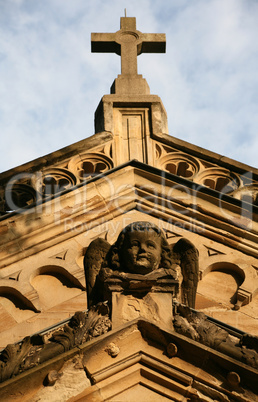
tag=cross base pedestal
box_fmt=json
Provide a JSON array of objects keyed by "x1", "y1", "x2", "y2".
[{"x1": 111, "y1": 75, "x2": 150, "y2": 96}]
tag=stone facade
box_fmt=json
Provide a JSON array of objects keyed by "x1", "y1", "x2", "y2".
[{"x1": 0, "y1": 16, "x2": 257, "y2": 401}]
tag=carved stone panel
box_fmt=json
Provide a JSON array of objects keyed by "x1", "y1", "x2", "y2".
[
  {"x1": 32, "y1": 168, "x2": 77, "y2": 196},
  {"x1": 113, "y1": 108, "x2": 154, "y2": 165},
  {"x1": 68, "y1": 152, "x2": 113, "y2": 181},
  {"x1": 156, "y1": 152, "x2": 200, "y2": 179}
]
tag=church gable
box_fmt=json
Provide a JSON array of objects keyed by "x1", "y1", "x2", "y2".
[{"x1": 0, "y1": 14, "x2": 257, "y2": 401}]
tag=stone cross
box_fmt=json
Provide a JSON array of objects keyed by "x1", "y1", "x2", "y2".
[{"x1": 91, "y1": 17, "x2": 166, "y2": 76}]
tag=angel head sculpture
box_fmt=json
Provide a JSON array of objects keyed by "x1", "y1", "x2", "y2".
[
  {"x1": 108, "y1": 221, "x2": 172, "y2": 274},
  {"x1": 84, "y1": 221, "x2": 199, "y2": 309}
]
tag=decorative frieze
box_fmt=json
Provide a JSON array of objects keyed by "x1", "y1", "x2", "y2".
[
  {"x1": 1, "y1": 136, "x2": 258, "y2": 215},
  {"x1": 154, "y1": 141, "x2": 258, "y2": 203}
]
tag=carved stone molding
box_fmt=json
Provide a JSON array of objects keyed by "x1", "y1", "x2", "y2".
[{"x1": 68, "y1": 152, "x2": 113, "y2": 180}]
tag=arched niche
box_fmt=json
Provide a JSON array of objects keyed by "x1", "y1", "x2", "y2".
[
  {"x1": 202, "y1": 262, "x2": 245, "y2": 280},
  {"x1": 29, "y1": 265, "x2": 85, "y2": 289},
  {"x1": 19, "y1": 262, "x2": 86, "y2": 291},
  {"x1": 197, "y1": 262, "x2": 245, "y2": 308},
  {"x1": 30, "y1": 265, "x2": 85, "y2": 310}
]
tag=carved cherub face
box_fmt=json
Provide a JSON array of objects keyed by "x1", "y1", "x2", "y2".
[{"x1": 121, "y1": 230, "x2": 162, "y2": 274}]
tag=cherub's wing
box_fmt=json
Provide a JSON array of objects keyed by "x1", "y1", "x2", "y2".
[
  {"x1": 172, "y1": 238, "x2": 199, "y2": 308},
  {"x1": 83, "y1": 238, "x2": 111, "y2": 307}
]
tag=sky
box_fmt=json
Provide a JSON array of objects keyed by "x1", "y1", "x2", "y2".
[{"x1": 0, "y1": 0, "x2": 258, "y2": 173}]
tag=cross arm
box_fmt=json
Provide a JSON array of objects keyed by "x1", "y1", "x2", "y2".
[
  {"x1": 91, "y1": 33, "x2": 120, "y2": 54},
  {"x1": 140, "y1": 34, "x2": 166, "y2": 54}
]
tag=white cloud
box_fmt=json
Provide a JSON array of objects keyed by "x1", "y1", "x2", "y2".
[{"x1": 0, "y1": 0, "x2": 257, "y2": 172}]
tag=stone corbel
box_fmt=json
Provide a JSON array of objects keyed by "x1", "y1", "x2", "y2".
[{"x1": 233, "y1": 288, "x2": 253, "y2": 310}]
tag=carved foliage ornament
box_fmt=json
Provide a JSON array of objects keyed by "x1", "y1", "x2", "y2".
[
  {"x1": 173, "y1": 304, "x2": 258, "y2": 369},
  {"x1": 0, "y1": 303, "x2": 111, "y2": 382}
]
